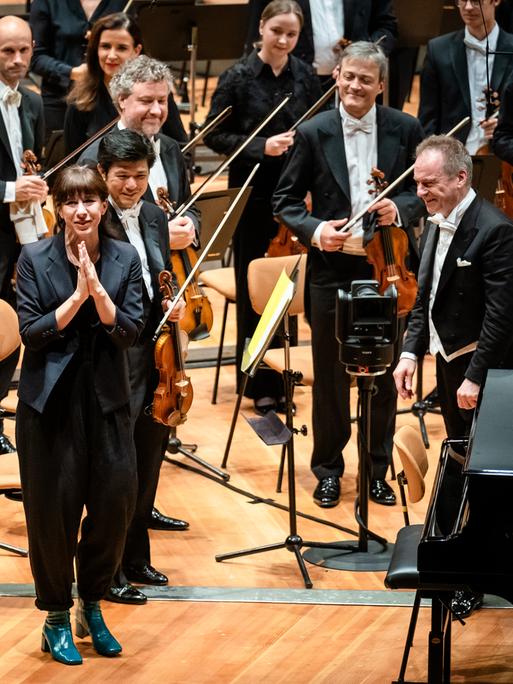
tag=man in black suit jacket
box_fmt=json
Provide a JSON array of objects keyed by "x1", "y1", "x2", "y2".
[
  {"x1": 418, "y1": 0, "x2": 513, "y2": 153},
  {"x1": 0, "y1": 16, "x2": 47, "y2": 454},
  {"x1": 97, "y1": 129, "x2": 188, "y2": 605},
  {"x1": 273, "y1": 42, "x2": 425, "y2": 508},
  {"x1": 246, "y1": 0, "x2": 397, "y2": 71},
  {"x1": 394, "y1": 135, "x2": 513, "y2": 440},
  {"x1": 79, "y1": 55, "x2": 198, "y2": 249},
  {"x1": 393, "y1": 135, "x2": 513, "y2": 620}
]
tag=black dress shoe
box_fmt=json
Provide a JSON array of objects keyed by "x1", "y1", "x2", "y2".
[
  {"x1": 4, "y1": 488, "x2": 22, "y2": 502},
  {"x1": 149, "y1": 507, "x2": 189, "y2": 531},
  {"x1": 276, "y1": 397, "x2": 296, "y2": 415},
  {"x1": 104, "y1": 584, "x2": 147, "y2": 605},
  {"x1": 254, "y1": 397, "x2": 277, "y2": 415},
  {"x1": 124, "y1": 563, "x2": 168, "y2": 586},
  {"x1": 369, "y1": 479, "x2": 396, "y2": 506},
  {"x1": 0, "y1": 433, "x2": 15, "y2": 454},
  {"x1": 451, "y1": 590, "x2": 484, "y2": 620},
  {"x1": 313, "y1": 476, "x2": 341, "y2": 508}
]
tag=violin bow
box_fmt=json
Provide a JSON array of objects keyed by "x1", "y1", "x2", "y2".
[
  {"x1": 181, "y1": 106, "x2": 232, "y2": 155},
  {"x1": 174, "y1": 95, "x2": 290, "y2": 217},
  {"x1": 42, "y1": 116, "x2": 120, "y2": 180},
  {"x1": 290, "y1": 83, "x2": 337, "y2": 132},
  {"x1": 153, "y1": 163, "x2": 260, "y2": 341},
  {"x1": 340, "y1": 115, "x2": 472, "y2": 234}
]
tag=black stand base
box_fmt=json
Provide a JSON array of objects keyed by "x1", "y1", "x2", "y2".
[
  {"x1": 165, "y1": 434, "x2": 230, "y2": 481},
  {"x1": 303, "y1": 539, "x2": 394, "y2": 572},
  {"x1": 216, "y1": 534, "x2": 315, "y2": 589}
]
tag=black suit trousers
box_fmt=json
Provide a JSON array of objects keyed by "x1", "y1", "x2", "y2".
[
  {"x1": 434, "y1": 352, "x2": 475, "y2": 534},
  {"x1": 16, "y1": 357, "x2": 137, "y2": 611},
  {"x1": 309, "y1": 274, "x2": 399, "y2": 481},
  {"x1": 120, "y1": 337, "x2": 169, "y2": 571}
]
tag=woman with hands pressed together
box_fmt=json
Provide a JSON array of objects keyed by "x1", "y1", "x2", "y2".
[{"x1": 15, "y1": 165, "x2": 144, "y2": 666}]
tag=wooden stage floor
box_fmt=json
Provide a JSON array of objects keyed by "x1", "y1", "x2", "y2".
[{"x1": 0, "y1": 299, "x2": 511, "y2": 682}]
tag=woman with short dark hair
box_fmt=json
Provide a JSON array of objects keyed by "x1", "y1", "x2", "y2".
[{"x1": 16, "y1": 164, "x2": 144, "y2": 665}]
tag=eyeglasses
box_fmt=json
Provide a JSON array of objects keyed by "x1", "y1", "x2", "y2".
[{"x1": 454, "y1": 0, "x2": 484, "y2": 8}]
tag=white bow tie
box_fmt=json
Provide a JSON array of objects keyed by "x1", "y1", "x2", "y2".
[
  {"x1": 118, "y1": 201, "x2": 142, "y2": 223},
  {"x1": 3, "y1": 87, "x2": 21, "y2": 108},
  {"x1": 464, "y1": 36, "x2": 487, "y2": 57},
  {"x1": 343, "y1": 117, "x2": 372, "y2": 136},
  {"x1": 430, "y1": 213, "x2": 457, "y2": 233},
  {"x1": 151, "y1": 137, "x2": 161, "y2": 156}
]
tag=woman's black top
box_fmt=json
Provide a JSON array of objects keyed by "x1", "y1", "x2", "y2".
[
  {"x1": 63, "y1": 81, "x2": 188, "y2": 154},
  {"x1": 203, "y1": 50, "x2": 322, "y2": 198},
  {"x1": 29, "y1": 0, "x2": 126, "y2": 106}
]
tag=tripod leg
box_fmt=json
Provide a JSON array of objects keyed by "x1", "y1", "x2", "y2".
[
  {"x1": 222, "y1": 375, "x2": 248, "y2": 469},
  {"x1": 0, "y1": 541, "x2": 28, "y2": 556},
  {"x1": 176, "y1": 444, "x2": 229, "y2": 481},
  {"x1": 418, "y1": 411, "x2": 430, "y2": 449},
  {"x1": 216, "y1": 541, "x2": 286, "y2": 562},
  {"x1": 292, "y1": 544, "x2": 313, "y2": 589},
  {"x1": 276, "y1": 444, "x2": 286, "y2": 493}
]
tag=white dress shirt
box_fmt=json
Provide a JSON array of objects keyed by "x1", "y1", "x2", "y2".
[
  {"x1": 312, "y1": 103, "x2": 378, "y2": 256},
  {"x1": 109, "y1": 196, "x2": 154, "y2": 301},
  {"x1": 310, "y1": 0, "x2": 345, "y2": 76},
  {"x1": 464, "y1": 23, "x2": 498, "y2": 155},
  {"x1": 402, "y1": 188, "x2": 478, "y2": 364},
  {"x1": 0, "y1": 80, "x2": 23, "y2": 202}
]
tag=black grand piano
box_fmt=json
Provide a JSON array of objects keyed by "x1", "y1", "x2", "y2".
[
  {"x1": 387, "y1": 369, "x2": 513, "y2": 683},
  {"x1": 419, "y1": 368, "x2": 513, "y2": 604}
]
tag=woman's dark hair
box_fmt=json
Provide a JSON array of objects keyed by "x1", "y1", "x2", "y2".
[
  {"x1": 67, "y1": 12, "x2": 143, "y2": 111},
  {"x1": 53, "y1": 165, "x2": 108, "y2": 231},
  {"x1": 98, "y1": 128, "x2": 156, "y2": 173}
]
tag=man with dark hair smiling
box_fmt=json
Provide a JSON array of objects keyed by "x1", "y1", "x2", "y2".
[{"x1": 97, "y1": 128, "x2": 187, "y2": 605}]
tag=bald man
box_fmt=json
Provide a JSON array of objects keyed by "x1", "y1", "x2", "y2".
[{"x1": 0, "y1": 17, "x2": 47, "y2": 455}]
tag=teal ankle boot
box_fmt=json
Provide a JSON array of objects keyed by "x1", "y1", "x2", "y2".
[
  {"x1": 41, "y1": 610, "x2": 82, "y2": 665},
  {"x1": 76, "y1": 599, "x2": 122, "y2": 656}
]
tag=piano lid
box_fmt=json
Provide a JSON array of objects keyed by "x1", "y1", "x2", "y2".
[{"x1": 465, "y1": 369, "x2": 513, "y2": 477}]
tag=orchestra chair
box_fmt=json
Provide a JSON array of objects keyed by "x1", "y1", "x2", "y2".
[
  {"x1": 200, "y1": 265, "x2": 236, "y2": 404},
  {"x1": 385, "y1": 429, "x2": 460, "y2": 684},
  {"x1": 0, "y1": 300, "x2": 26, "y2": 557},
  {"x1": 0, "y1": 452, "x2": 27, "y2": 556},
  {"x1": 246, "y1": 254, "x2": 311, "y2": 491}
]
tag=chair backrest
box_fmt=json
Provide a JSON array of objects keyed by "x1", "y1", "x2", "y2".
[
  {"x1": 393, "y1": 425, "x2": 429, "y2": 504},
  {"x1": 0, "y1": 300, "x2": 20, "y2": 362},
  {"x1": 247, "y1": 254, "x2": 307, "y2": 316}
]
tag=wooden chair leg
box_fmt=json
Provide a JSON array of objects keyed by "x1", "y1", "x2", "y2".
[{"x1": 211, "y1": 298, "x2": 230, "y2": 404}]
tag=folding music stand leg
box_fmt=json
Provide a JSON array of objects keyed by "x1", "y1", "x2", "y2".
[{"x1": 216, "y1": 314, "x2": 346, "y2": 589}]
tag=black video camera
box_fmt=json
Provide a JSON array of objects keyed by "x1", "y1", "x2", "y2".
[{"x1": 336, "y1": 280, "x2": 398, "y2": 376}]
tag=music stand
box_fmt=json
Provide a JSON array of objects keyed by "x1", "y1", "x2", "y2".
[
  {"x1": 215, "y1": 260, "x2": 347, "y2": 588},
  {"x1": 195, "y1": 186, "x2": 252, "y2": 263},
  {"x1": 133, "y1": 2, "x2": 249, "y2": 175},
  {"x1": 394, "y1": 0, "x2": 446, "y2": 48}
]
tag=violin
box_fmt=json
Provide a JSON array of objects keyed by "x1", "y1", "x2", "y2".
[
  {"x1": 364, "y1": 167, "x2": 417, "y2": 318},
  {"x1": 21, "y1": 151, "x2": 55, "y2": 231},
  {"x1": 156, "y1": 186, "x2": 213, "y2": 341},
  {"x1": 153, "y1": 270, "x2": 193, "y2": 427},
  {"x1": 475, "y1": 87, "x2": 513, "y2": 217},
  {"x1": 267, "y1": 192, "x2": 310, "y2": 258}
]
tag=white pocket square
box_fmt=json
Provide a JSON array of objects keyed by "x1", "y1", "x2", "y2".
[{"x1": 456, "y1": 258, "x2": 472, "y2": 267}]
